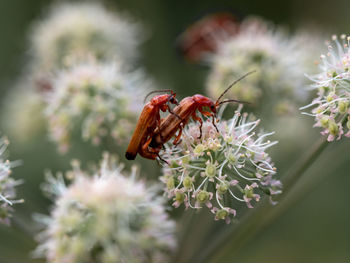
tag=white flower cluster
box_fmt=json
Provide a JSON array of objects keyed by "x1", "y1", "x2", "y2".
[
  {"x1": 1, "y1": 85, "x2": 45, "y2": 144},
  {"x1": 35, "y1": 153, "x2": 176, "y2": 263},
  {"x1": 301, "y1": 35, "x2": 350, "y2": 141},
  {"x1": 24, "y1": 2, "x2": 155, "y2": 153},
  {"x1": 0, "y1": 136, "x2": 23, "y2": 225},
  {"x1": 31, "y1": 2, "x2": 142, "y2": 71},
  {"x1": 161, "y1": 110, "x2": 281, "y2": 223},
  {"x1": 206, "y1": 17, "x2": 313, "y2": 109},
  {"x1": 45, "y1": 61, "x2": 150, "y2": 153}
]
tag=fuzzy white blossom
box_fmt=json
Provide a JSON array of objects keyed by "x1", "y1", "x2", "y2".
[
  {"x1": 1, "y1": 84, "x2": 45, "y2": 144},
  {"x1": 301, "y1": 35, "x2": 350, "y2": 141},
  {"x1": 160, "y1": 109, "x2": 281, "y2": 223},
  {"x1": 45, "y1": 60, "x2": 150, "y2": 153},
  {"x1": 35, "y1": 153, "x2": 176, "y2": 263},
  {"x1": 206, "y1": 17, "x2": 316, "y2": 110},
  {"x1": 30, "y1": 2, "x2": 142, "y2": 71},
  {"x1": 0, "y1": 136, "x2": 23, "y2": 225}
]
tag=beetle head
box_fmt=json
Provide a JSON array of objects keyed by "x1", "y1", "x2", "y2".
[
  {"x1": 209, "y1": 101, "x2": 217, "y2": 114},
  {"x1": 168, "y1": 93, "x2": 178, "y2": 105}
]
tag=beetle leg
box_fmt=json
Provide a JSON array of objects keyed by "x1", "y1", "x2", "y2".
[
  {"x1": 173, "y1": 123, "x2": 183, "y2": 145},
  {"x1": 139, "y1": 150, "x2": 158, "y2": 160},
  {"x1": 139, "y1": 137, "x2": 159, "y2": 160},
  {"x1": 168, "y1": 105, "x2": 183, "y2": 121},
  {"x1": 192, "y1": 111, "x2": 203, "y2": 139},
  {"x1": 198, "y1": 107, "x2": 219, "y2": 132},
  {"x1": 199, "y1": 107, "x2": 212, "y2": 117},
  {"x1": 157, "y1": 153, "x2": 169, "y2": 165},
  {"x1": 146, "y1": 139, "x2": 169, "y2": 164},
  {"x1": 211, "y1": 114, "x2": 219, "y2": 132},
  {"x1": 139, "y1": 136, "x2": 169, "y2": 164}
]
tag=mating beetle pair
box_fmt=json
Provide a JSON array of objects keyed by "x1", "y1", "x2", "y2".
[{"x1": 125, "y1": 71, "x2": 254, "y2": 162}]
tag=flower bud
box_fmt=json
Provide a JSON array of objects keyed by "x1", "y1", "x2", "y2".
[
  {"x1": 205, "y1": 162, "x2": 216, "y2": 178},
  {"x1": 196, "y1": 190, "x2": 211, "y2": 203},
  {"x1": 183, "y1": 176, "x2": 192, "y2": 189},
  {"x1": 328, "y1": 121, "x2": 339, "y2": 136},
  {"x1": 338, "y1": 101, "x2": 348, "y2": 114}
]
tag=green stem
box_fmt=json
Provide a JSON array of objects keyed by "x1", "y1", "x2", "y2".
[
  {"x1": 173, "y1": 210, "x2": 214, "y2": 263},
  {"x1": 282, "y1": 136, "x2": 329, "y2": 195},
  {"x1": 263, "y1": 137, "x2": 350, "y2": 228},
  {"x1": 194, "y1": 136, "x2": 329, "y2": 263},
  {"x1": 171, "y1": 210, "x2": 195, "y2": 263}
]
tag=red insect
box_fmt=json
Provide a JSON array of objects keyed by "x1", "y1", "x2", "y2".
[
  {"x1": 150, "y1": 71, "x2": 254, "y2": 150},
  {"x1": 176, "y1": 12, "x2": 240, "y2": 63},
  {"x1": 125, "y1": 90, "x2": 179, "y2": 161}
]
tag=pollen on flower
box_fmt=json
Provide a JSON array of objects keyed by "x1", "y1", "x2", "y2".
[
  {"x1": 35, "y1": 153, "x2": 176, "y2": 263},
  {"x1": 160, "y1": 110, "x2": 281, "y2": 223},
  {"x1": 0, "y1": 136, "x2": 23, "y2": 225},
  {"x1": 301, "y1": 34, "x2": 350, "y2": 141},
  {"x1": 44, "y1": 60, "x2": 151, "y2": 153}
]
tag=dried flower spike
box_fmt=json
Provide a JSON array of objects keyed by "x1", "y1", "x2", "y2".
[
  {"x1": 35, "y1": 153, "x2": 176, "y2": 263},
  {"x1": 161, "y1": 110, "x2": 281, "y2": 223},
  {"x1": 301, "y1": 34, "x2": 350, "y2": 141}
]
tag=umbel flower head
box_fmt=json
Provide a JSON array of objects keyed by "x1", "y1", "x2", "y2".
[
  {"x1": 161, "y1": 109, "x2": 281, "y2": 223},
  {"x1": 1, "y1": 84, "x2": 46, "y2": 144},
  {"x1": 30, "y1": 2, "x2": 142, "y2": 71},
  {"x1": 301, "y1": 35, "x2": 350, "y2": 141},
  {"x1": 206, "y1": 17, "x2": 312, "y2": 109},
  {"x1": 0, "y1": 136, "x2": 23, "y2": 225},
  {"x1": 45, "y1": 60, "x2": 150, "y2": 153},
  {"x1": 35, "y1": 153, "x2": 176, "y2": 263}
]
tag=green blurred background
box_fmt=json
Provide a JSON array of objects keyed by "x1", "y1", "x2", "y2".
[{"x1": 0, "y1": 0, "x2": 350, "y2": 262}]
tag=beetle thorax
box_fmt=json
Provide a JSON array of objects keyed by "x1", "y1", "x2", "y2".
[
  {"x1": 192, "y1": 94, "x2": 215, "y2": 109},
  {"x1": 151, "y1": 94, "x2": 171, "y2": 106}
]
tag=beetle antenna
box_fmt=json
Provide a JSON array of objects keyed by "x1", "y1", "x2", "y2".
[
  {"x1": 144, "y1": 89, "x2": 174, "y2": 103},
  {"x1": 215, "y1": 70, "x2": 256, "y2": 104},
  {"x1": 218, "y1": 99, "x2": 251, "y2": 105}
]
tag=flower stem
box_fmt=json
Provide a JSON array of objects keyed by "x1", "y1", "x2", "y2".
[
  {"x1": 173, "y1": 209, "x2": 216, "y2": 263},
  {"x1": 194, "y1": 136, "x2": 329, "y2": 263}
]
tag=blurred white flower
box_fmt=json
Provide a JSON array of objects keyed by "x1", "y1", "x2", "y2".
[
  {"x1": 301, "y1": 35, "x2": 350, "y2": 141},
  {"x1": 206, "y1": 17, "x2": 316, "y2": 107},
  {"x1": 35, "y1": 153, "x2": 176, "y2": 263},
  {"x1": 160, "y1": 109, "x2": 281, "y2": 223},
  {"x1": 44, "y1": 60, "x2": 150, "y2": 153},
  {"x1": 30, "y1": 2, "x2": 143, "y2": 71},
  {"x1": 0, "y1": 136, "x2": 23, "y2": 225},
  {"x1": 1, "y1": 83, "x2": 46, "y2": 144}
]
